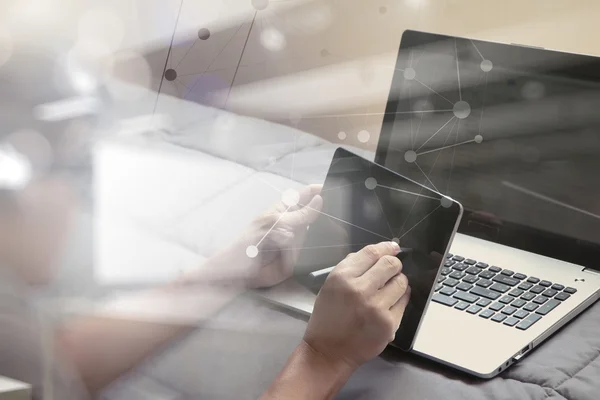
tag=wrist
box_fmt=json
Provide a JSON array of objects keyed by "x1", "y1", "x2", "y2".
[{"x1": 296, "y1": 340, "x2": 358, "y2": 381}]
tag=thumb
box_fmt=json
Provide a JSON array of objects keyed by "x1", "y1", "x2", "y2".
[{"x1": 281, "y1": 195, "x2": 323, "y2": 227}]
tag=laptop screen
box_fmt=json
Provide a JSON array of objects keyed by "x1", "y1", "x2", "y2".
[{"x1": 376, "y1": 30, "x2": 600, "y2": 271}]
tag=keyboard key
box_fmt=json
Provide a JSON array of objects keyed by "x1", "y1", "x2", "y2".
[
  {"x1": 493, "y1": 275, "x2": 519, "y2": 287},
  {"x1": 511, "y1": 299, "x2": 527, "y2": 308},
  {"x1": 521, "y1": 292, "x2": 536, "y2": 301},
  {"x1": 551, "y1": 284, "x2": 565, "y2": 291},
  {"x1": 456, "y1": 282, "x2": 473, "y2": 292},
  {"x1": 452, "y1": 263, "x2": 468, "y2": 271},
  {"x1": 477, "y1": 298, "x2": 492, "y2": 307},
  {"x1": 542, "y1": 289, "x2": 558, "y2": 297},
  {"x1": 523, "y1": 303, "x2": 539, "y2": 312},
  {"x1": 446, "y1": 253, "x2": 453, "y2": 259},
  {"x1": 475, "y1": 262, "x2": 488, "y2": 268},
  {"x1": 533, "y1": 295, "x2": 549, "y2": 305},
  {"x1": 536, "y1": 299, "x2": 560, "y2": 316},
  {"x1": 516, "y1": 314, "x2": 542, "y2": 330},
  {"x1": 514, "y1": 310, "x2": 529, "y2": 319},
  {"x1": 443, "y1": 278, "x2": 459, "y2": 287},
  {"x1": 463, "y1": 275, "x2": 479, "y2": 284},
  {"x1": 527, "y1": 277, "x2": 540, "y2": 284},
  {"x1": 437, "y1": 276, "x2": 446, "y2": 283},
  {"x1": 455, "y1": 301, "x2": 470, "y2": 310},
  {"x1": 489, "y1": 266, "x2": 502, "y2": 273},
  {"x1": 452, "y1": 255, "x2": 465, "y2": 262},
  {"x1": 432, "y1": 293, "x2": 458, "y2": 307},
  {"x1": 441, "y1": 267, "x2": 452, "y2": 276},
  {"x1": 479, "y1": 309, "x2": 494, "y2": 319},
  {"x1": 450, "y1": 271, "x2": 466, "y2": 280},
  {"x1": 453, "y1": 290, "x2": 479, "y2": 303},
  {"x1": 489, "y1": 302, "x2": 505, "y2": 311},
  {"x1": 443, "y1": 260, "x2": 456, "y2": 267},
  {"x1": 539, "y1": 280, "x2": 552, "y2": 287},
  {"x1": 504, "y1": 317, "x2": 519, "y2": 327},
  {"x1": 513, "y1": 273, "x2": 527, "y2": 280},
  {"x1": 465, "y1": 266, "x2": 483, "y2": 275},
  {"x1": 490, "y1": 283, "x2": 510, "y2": 293},
  {"x1": 435, "y1": 284, "x2": 443, "y2": 292},
  {"x1": 509, "y1": 288, "x2": 524, "y2": 297},
  {"x1": 518, "y1": 282, "x2": 533, "y2": 291},
  {"x1": 476, "y1": 279, "x2": 493, "y2": 288},
  {"x1": 479, "y1": 270, "x2": 496, "y2": 280},
  {"x1": 440, "y1": 287, "x2": 457, "y2": 296},
  {"x1": 464, "y1": 258, "x2": 477, "y2": 265},
  {"x1": 564, "y1": 287, "x2": 577, "y2": 294},
  {"x1": 467, "y1": 305, "x2": 482, "y2": 314},
  {"x1": 501, "y1": 269, "x2": 514, "y2": 276},
  {"x1": 491, "y1": 313, "x2": 507, "y2": 323},
  {"x1": 471, "y1": 286, "x2": 501, "y2": 300},
  {"x1": 499, "y1": 295, "x2": 514, "y2": 304},
  {"x1": 502, "y1": 306, "x2": 517, "y2": 315},
  {"x1": 530, "y1": 285, "x2": 545, "y2": 294},
  {"x1": 555, "y1": 292, "x2": 571, "y2": 301}
]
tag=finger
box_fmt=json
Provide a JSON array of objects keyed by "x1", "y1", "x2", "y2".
[
  {"x1": 361, "y1": 255, "x2": 403, "y2": 291},
  {"x1": 375, "y1": 273, "x2": 409, "y2": 308},
  {"x1": 262, "y1": 228, "x2": 294, "y2": 249},
  {"x1": 390, "y1": 286, "x2": 411, "y2": 325},
  {"x1": 286, "y1": 184, "x2": 323, "y2": 212},
  {"x1": 342, "y1": 241, "x2": 400, "y2": 277},
  {"x1": 280, "y1": 194, "x2": 323, "y2": 227}
]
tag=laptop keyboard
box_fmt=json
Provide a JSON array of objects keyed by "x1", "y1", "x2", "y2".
[{"x1": 431, "y1": 254, "x2": 578, "y2": 330}]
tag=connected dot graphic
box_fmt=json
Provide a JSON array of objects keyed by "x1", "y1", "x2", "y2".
[
  {"x1": 198, "y1": 28, "x2": 211, "y2": 40},
  {"x1": 440, "y1": 196, "x2": 453, "y2": 208},
  {"x1": 453, "y1": 100, "x2": 471, "y2": 119},
  {"x1": 474, "y1": 134, "x2": 483, "y2": 144},
  {"x1": 404, "y1": 150, "x2": 417, "y2": 163},
  {"x1": 164, "y1": 68, "x2": 177, "y2": 81},
  {"x1": 357, "y1": 130, "x2": 370, "y2": 143},
  {"x1": 246, "y1": 245, "x2": 259, "y2": 258},
  {"x1": 403, "y1": 67, "x2": 416, "y2": 80},
  {"x1": 392, "y1": 237, "x2": 400, "y2": 244},
  {"x1": 480, "y1": 59, "x2": 493, "y2": 72},
  {"x1": 337, "y1": 131, "x2": 347, "y2": 140},
  {"x1": 252, "y1": 0, "x2": 269, "y2": 11},
  {"x1": 365, "y1": 177, "x2": 377, "y2": 190}
]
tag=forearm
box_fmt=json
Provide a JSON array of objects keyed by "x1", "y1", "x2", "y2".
[
  {"x1": 260, "y1": 340, "x2": 356, "y2": 400},
  {"x1": 58, "y1": 276, "x2": 246, "y2": 394}
]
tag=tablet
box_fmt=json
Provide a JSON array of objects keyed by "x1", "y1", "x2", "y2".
[{"x1": 294, "y1": 147, "x2": 463, "y2": 351}]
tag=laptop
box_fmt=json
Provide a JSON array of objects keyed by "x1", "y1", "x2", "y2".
[{"x1": 257, "y1": 30, "x2": 600, "y2": 378}]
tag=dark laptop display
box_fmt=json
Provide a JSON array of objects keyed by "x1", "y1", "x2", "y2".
[{"x1": 376, "y1": 30, "x2": 600, "y2": 271}]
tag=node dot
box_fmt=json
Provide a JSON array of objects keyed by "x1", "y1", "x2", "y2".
[
  {"x1": 337, "y1": 131, "x2": 347, "y2": 140},
  {"x1": 404, "y1": 150, "x2": 417, "y2": 163},
  {"x1": 474, "y1": 134, "x2": 483, "y2": 144},
  {"x1": 453, "y1": 100, "x2": 471, "y2": 119},
  {"x1": 357, "y1": 130, "x2": 370, "y2": 143},
  {"x1": 440, "y1": 196, "x2": 453, "y2": 208},
  {"x1": 379, "y1": 6, "x2": 387, "y2": 14},
  {"x1": 282, "y1": 188, "x2": 300, "y2": 207},
  {"x1": 164, "y1": 68, "x2": 177, "y2": 81},
  {"x1": 198, "y1": 28, "x2": 211, "y2": 40},
  {"x1": 403, "y1": 67, "x2": 416, "y2": 80},
  {"x1": 246, "y1": 245, "x2": 259, "y2": 258},
  {"x1": 365, "y1": 177, "x2": 377, "y2": 190},
  {"x1": 251, "y1": 0, "x2": 269, "y2": 10},
  {"x1": 480, "y1": 59, "x2": 493, "y2": 72},
  {"x1": 392, "y1": 237, "x2": 400, "y2": 244}
]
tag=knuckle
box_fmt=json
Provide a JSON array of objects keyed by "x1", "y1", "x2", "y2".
[
  {"x1": 363, "y1": 245, "x2": 381, "y2": 261},
  {"x1": 394, "y1": 274, "x2": 409, "y2": 293},
  {"x1": 381, "y1": 255, "x2": 401, "y2": 272}
]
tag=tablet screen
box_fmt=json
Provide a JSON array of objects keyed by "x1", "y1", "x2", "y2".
[{"x1": 295, "y1": 147, "x2": 462, "y2": 351}]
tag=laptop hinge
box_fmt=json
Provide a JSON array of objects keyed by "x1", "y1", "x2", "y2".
[{"x1": 582, "y1": 268, "x2": 600, "y2": 276}]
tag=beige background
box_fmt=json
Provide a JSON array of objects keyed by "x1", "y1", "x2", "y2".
[{"x1": 3, "y1": 0, "x2": 600, "y2": 150}]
